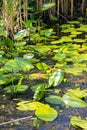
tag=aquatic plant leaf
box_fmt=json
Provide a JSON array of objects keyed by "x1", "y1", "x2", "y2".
[
  {"x1": 33, "y1": 83, "x2": 46, "y2": 100},
  {"x1": 77, "y1": 24, "x2": 87, "y2": 32},
  {"x1": 23, "y1": 53, "x2": 34, "y2": 59},
  {"x1": 53, "y1": 53, "x2": 66, "y2": 61},
  {"x1": 35, "y1": 104, "x2": 57, "y2": 121},
  {"x1": 63, "y1": 92, "x2": 87, "y2": 107},
  {"x1": 29, "y1": 73, "x2": 47, "y2": 80},
  {"x1": 41, "y1": 3, "x2": 55, "y2": 11},
  {"x1": 73, "y1": 39, "x2": 86, "y2": 43},
  {"x1": 68, "y1": 88, "x2": 87, "y2": 98},
  {"x1": 4, "y1": 58, "x2": 34, "y2": 72},
  {"x1": 36, "y1": 62, "x2": 49, "y2": 71},
  {"x1": 70, "y1": 116, "x2": 87, "y2": 129},
  {"x1": 40, "y1": 29, "x2": 54, "y2": 37},
  {"x1": 45, "y1": 95, "x2": 64, "y2": 105},
  {"x1": 17, "y1": 101, "x2": 57, "y2": 121},
  {"x1": 17, "y1": 101, "x2": 44, "y2": 111},
  {"x1": 14, "y1": 29, "x2": 29, "y2": 41},
  {"x1": 48, "y1": 69, "x2": 64, "y2": 88},
  {"x1": 4, "y1": 85, "x2": 28, "y2": 93}
]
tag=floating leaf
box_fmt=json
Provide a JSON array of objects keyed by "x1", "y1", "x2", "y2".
[
  {"x1": 4, "y1": 58, "x2": 34, "y2": 72},
  {"x1": 63, "y1": 92, "x2": 87, "y2": 107},
  {"x1": 73, "y1": 39, "x2": 86, "y2": 43},
  {"x1": 68, "y1": 88, "x2": 87, "y2": 98},
  {"x1": 45, "y1": 95, "x2": 64, "y2": 105},
  {"x1": 40, "y1": 29, "x2": 54, "y2": 37},
  {"x1": 36, "y1": 62, "x2": 49, "y2": 71},
  {"x1": 48, "y1": 69, "x2": 64, "y2": 88},
  {"x1": 23, "y1": 53, "x2": 34, "y2": 59},
  {"x1": 17, "y1": 101, "x2": 44, "y2": 111},
  {"x1": 35, "y1": 104, "x2": 57, "y2": 121},
  {"x1": 17, "y1": 101, "x2": 57, "y2": 121},
  {"x1": 70, "y1": 116, "x2": 87, "y2": 129}
]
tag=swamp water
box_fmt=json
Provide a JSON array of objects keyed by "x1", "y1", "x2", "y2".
[{"x1": 0, "y1": 21, "x2": 87, "y2": 130}]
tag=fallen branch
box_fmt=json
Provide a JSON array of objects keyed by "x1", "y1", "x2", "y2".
[{"x1": 0, "y1": 116, "x2": 34, "y2": 126}]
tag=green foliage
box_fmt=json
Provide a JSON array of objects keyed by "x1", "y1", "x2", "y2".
[
  {"x1": 36, "y1": 62, "x2": 49, "y2": 71},
  {"x1": 45, "y1": 95, "x2": 64, "y2": 105},
  {"x1": 48, "y1": 69, "x2": 64, "y2": 88},
  {"x1": 17, "y1": 101, "x2": 57, "y2": 121},
  {"x1": 70, "y1": 116, "x2": 87, "y2": 129},
  {"x1": 4, "y1": 57, "x2": 34, "y2": 72},
  {"x1": 63, "y1": 92, "x2": 87, "y2": 107},
  {"x1": 33, "y1": 83, "x2": 46, "y2": 101},
  {"x1": 4, "y1": 77, "x2": 28, "y2": 94}
]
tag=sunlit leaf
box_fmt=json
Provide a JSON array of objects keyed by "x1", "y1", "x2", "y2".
[
  {"x1": 73, "y1": 39, "x2": 86, "y2": 43},
  {"x1": 45, "y1": 95, "x2": 64, "y2": 105},
  {"x1": 40, "y1": 29, "x2": 54, "y2": 37},
  {"x1": 68, "y1": 88, "x2": 87, "y2": 98},
  {"x1": 23, "y1": 53, "x2": 34, "y2": 59},
  {"x1": 48, "y1": 69, "x2": 64, "y2": 88},
  {"x1": 14, "y1": 29, "x2": 29, "y2": 41},
  {"x1": 70, "y1": 116, "x2": 87, "y2": 129},
  {"x1": 17, "y1": 101, "x2": 58, "y2": 121},
  {"x1": 4, "y1": 58, "x2": 34, "y2": 72},
  {"x1": 17, "y1": 101, "x2": 44, "y2": 111},
  {"x1": 36, "y1": 62, "x2": 49, "y2": 71},
  {"x1": 63, "y1": 92, "x2": 87, "y2": 107},
  {"x1": 33, "y1": 83, "x2": 46, "y2": 100},
  {"x1": 35, "y1": 104, "x2": 57, "y2": 121},
  {"x1": 4, "y1": 85, "x2": 28, "y2": 93}
]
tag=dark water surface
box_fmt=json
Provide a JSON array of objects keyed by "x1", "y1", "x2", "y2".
[{"x1": 0, "y1": 72, "x2": 87, "y2": 130}]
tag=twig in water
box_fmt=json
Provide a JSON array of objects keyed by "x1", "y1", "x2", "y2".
[{"x1": 0, "y1": 116, "x2": 34, "y2": 126}]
